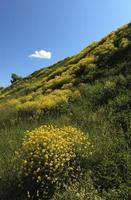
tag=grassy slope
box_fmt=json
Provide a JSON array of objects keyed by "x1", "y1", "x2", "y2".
[
  {"x1": 0, "y1": 23, "x2": 131, "y2": 114},
  {"x1": 0, "y1": 23, "x2": 131, "y2": 199}
]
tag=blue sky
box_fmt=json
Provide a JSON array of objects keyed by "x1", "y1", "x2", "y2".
[{"x1": 0, "y1": 0, "x2": 131, "y2": 86}]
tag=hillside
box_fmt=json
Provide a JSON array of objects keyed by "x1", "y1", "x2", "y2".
[{"x1": 0, "y1": 23, "x2": 131, "y2": 200}]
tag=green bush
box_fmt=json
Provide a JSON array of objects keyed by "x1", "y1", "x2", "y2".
[
  {"x1": 90, "y1": 137, "x2": 131, "y2": 192},
  {"x1": 103, "y1": 184, "x2": 131, "y2": 200},
  {"x1": 53, "y1": 172, "x2": 104, "y2": 200}
]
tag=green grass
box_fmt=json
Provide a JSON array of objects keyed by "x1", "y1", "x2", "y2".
[{"x1": 0, "y1": 121, "x2": 41, "y2": 199}]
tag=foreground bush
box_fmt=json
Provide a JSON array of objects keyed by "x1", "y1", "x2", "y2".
[
  {"x1": 17, "y1": 125, "x2": 91, "y2": 199},
  {"x1": 53, "y1": 172, "x2": 103, "y2": 200}
]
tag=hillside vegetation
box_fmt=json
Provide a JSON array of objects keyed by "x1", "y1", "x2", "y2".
[{"x1": 0, "y1": 23, "x2": 131, "y2": 200}]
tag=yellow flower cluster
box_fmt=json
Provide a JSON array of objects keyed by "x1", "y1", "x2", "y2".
[
  {"x1": 17, "y1": 89, "x2": 72, "y2": 119},
  {"x1": 17, "y1": 125, "x2": 91, "y2": 199}
]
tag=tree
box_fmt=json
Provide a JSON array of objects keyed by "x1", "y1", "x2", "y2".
[
  {"x1": 0, "y1": 87, "x2": 4, "y2": 90},
  {"x1": 10, "y1": 73, "x2": 22, "y2": 83}
]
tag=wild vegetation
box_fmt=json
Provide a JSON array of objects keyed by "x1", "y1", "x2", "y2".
[{"x1": 0, "y1": 23, "x2": 131, "y2": 199}]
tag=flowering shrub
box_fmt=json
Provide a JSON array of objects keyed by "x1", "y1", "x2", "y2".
[
  {"x1": 53, "y1": 172, "x2": 103, "y2": 200},
  {"x1": 17, "y1": 89, "x2": 72, "y2": 119},
  {"x1": 119, "y1": 37, "x2": 130, "y2": 48},
  {"x1": 17, "y1": 125, "x2": 91, "y2": 199}
]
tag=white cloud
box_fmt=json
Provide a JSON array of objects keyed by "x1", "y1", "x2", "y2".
[{"x1": 29, "y1": 49, "x2": 52, "y2": 59}]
